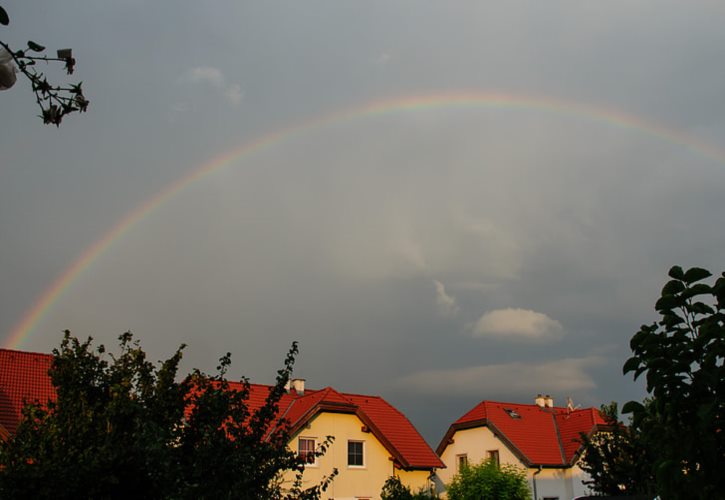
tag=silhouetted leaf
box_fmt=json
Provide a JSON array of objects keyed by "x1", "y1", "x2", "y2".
[
  {"x1": 623, "y1": 356, "x2": 641, "y2": 375},
  {"x1": 662, "y1": 279, "x2": 685, "y2": 296},
  {"x1": 621, "y1": 401, "x2": 644, "y2": 415},
  {"x1": 27, "y1": 41, "x2": 45, "y2": 52},
  {"x1": 684, "y1": 267, "x2": 712, "y2": 285},
  {"x1": 655, "y1": 294, "x2": 678, "y2": 312},
  {"x1": 668, "y1": 265, "x2": 685, "y2": 280}
]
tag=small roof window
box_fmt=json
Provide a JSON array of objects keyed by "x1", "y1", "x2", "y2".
[{"x1": 504, "y1": 408, "x2": 521, "y2": 419}]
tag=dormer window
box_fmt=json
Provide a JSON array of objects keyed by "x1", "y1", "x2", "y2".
[{"x1": 504, "y1": 408, "x2": 521, "y2": 419}]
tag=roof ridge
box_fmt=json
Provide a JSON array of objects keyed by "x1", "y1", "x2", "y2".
[
  {"x1": 0, "y1": 348, "x2": 54, "y2": 358},
  {"x1": 337, "y1": 390, "x2": 381, "y2": 399}
]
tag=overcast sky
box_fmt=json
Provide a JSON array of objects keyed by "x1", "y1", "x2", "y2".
[{"x1": 2, "y1": 1, "x2": 725, "y2": 444}]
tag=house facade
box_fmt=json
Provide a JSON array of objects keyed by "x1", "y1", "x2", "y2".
[
  {"x1": 435, "y1": 396, "x2": 606, "y2": 500},
  {"x1": 237, "y1": 380, "x2": 443, "y2": 499}
]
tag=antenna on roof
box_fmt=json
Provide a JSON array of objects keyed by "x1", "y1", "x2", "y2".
[{"x1": 566, "y1": 397, "x2": 581, "y2": 413}]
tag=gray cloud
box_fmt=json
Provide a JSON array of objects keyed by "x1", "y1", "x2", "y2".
[
  {"x1": 3, "y1": 0, "x2": 725, "y2": 444},
  {"x1": 396, "y1": 356, "x2": 605, "y2": 399}
]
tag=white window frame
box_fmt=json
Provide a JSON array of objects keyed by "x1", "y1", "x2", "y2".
[{"x1": 347, "y1": 439, "x2": 365, "y2": 468}]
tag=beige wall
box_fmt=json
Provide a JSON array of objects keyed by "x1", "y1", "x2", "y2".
[
  {"x1": 436, "y1": 425, "x2": 591, "y2": 500},
  {"x1": 284, "y1": 411, "x2": 432, "y2": 499}
]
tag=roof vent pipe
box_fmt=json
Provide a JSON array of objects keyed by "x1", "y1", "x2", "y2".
[{"x1": 535, "y1": 394, "x2": 546, "y2": 408}]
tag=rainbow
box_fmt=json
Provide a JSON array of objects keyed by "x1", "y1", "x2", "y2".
[{"x1": 6, "y1": 90, "x2": 725, "y2": 349}]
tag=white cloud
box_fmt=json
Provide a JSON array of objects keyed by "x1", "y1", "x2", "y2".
[
  {"x1": 224, "y1": 83, "x2": 243, "y2": 106},
  {"x1": 395, "y1": 356, "x2": 605, "y2": 398},
  {"x1": 183, "y1": 66, "x2": 226, "y2": 87},
  {"x1": 434, "y1": 279, "x2": 459, "y2": 316},
  {"x1": 178, "y1": 66, "x2": 243, "y2": 106},
  {"x1": 472, "y1": 308, "x2": 564, "y2": 341}
]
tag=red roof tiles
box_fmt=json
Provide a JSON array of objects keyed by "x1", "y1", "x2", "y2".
[
  {"x1": 0, "y1": 348, "x2": 442, "y2": 470},
  {"x1": 230, "y1": 383, "x2": 444, "y2": 470},
  {"x1": 438, "y1": 400, "x2": 606, "y2": 467},
  {"x1": 0, "y1": 348, "x2": 56, "y2": 435}
]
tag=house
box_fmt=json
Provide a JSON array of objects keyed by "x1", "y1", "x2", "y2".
[
  {"x1": 223, "y1": 378, "x2": 444, "y2": 499},
  {"x1": 0, "y1": 348, "x2": 443, "y2": 499},
  {"x1": 435, "y1": 395, "x2": 607, "y2": 500}
]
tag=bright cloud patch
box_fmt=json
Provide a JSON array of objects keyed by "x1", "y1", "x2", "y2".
[
  {"x1": 434, "y1": 280, "x2": 459, "y2": 316},
  {"x1": 472, "y1": 308, "x2": 564, "y2": 341},
  {"x1": 396, "y1": 357, "x2": 604, "y2": 398},
  {"x1": 179, "y1": 66, "x2": 243, "y2": 106}
]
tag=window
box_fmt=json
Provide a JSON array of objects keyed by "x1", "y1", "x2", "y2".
[
  {"x1": 456, "y1": 453, "x2": 468, "y2": 472},
  {"x1": 298, "y1": 437, "x2": 317, "y2": 465},
  {"x1": 348, "y1": 440, "x2": 364, "y2": 467},
  {"x1": 503, "y1": 408, "x2": 521, "y2": 419},
  {"x1": 487, "y1": 449, "x2": 500, "y2": 466}
]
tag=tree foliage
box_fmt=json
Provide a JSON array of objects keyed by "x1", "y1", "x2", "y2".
[
  {"x1": 621, "y1": 266, "x2": 725, "y2": 499},
  {"x1": 0, "y1": 5, "x2": 88, "y2": 125},
  {"x1": 380, "y1": 475, "x2": 438, "y2": 500},
  {"x1": 582, "y1": 266, "x2": 724, "y2": 498},
  {"x1": 446, "y1": 459, "x2": 530, "y2": 500},
  {"x1": 0, "y1": 331, "x2": 336, "y2": 499},
  {"x1": 577, "y1": 402, "x2": 656, "y2": 496}
]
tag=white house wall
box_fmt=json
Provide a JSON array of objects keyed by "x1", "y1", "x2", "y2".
[{"x1": 436, "y1": 425, "x2": 592, "y2": 500}]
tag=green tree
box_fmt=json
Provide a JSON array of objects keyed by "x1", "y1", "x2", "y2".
[
  {"x1": 577, "y1": 401, "x2": 656, "y2": 496},
  {"x1": 622, "y1": 266, "x2": 725, "y2": 499},
  {"x1": 380, "y1": 475, "x2": 438, "y2": 500},
  {"x1": 0, "y1": 331, "x2": 336, "y2": 499},
  {"x1": 0, "y1": 5, "x2": 88, "y2": 125},
  {"x1": 446, "y1": 459, "x2": 530, "y2": 500}
]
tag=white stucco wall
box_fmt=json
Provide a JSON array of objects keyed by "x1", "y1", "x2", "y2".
[
  {"x1": 283, "y1": 411, "x2": 432, "y2": 499},
  {"x1": 436, "y1": 425, "x2": 592, "y2": 500}
]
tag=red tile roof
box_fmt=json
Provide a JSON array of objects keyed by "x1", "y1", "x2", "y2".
[
  {"x1": 437, "y1": 400, "x2": 607, "y2": 467},
  {"x1": 0, "y1": 348, "x2": 56, "y2": 435},
  {"x1": 229, "y1": 383, "x2": 444, "y2": 470},
  {"x1": 0, "y1": 348, "x2": 442, "y2": 470}
]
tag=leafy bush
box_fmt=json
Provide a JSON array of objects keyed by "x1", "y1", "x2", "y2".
[
  {"x1": 381, "y1": 475, "x2": 438, "y2": 499},
  {"x1": 446, "y1": 459, "x2": 530, "y2": 500}
]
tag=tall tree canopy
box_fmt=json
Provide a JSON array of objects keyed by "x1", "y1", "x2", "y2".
[
  {"x1": 0, "y1": 331, "x2": 335, "y2": 499},
  {"x1": 580, "y1": 266, "x2": 724, "y2": 499},
  {"x1": 622, "y1": 266, "x2": 724, "y2": 498}
]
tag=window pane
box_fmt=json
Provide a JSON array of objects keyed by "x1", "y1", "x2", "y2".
[
  {"x1": 348, "y1": 441, "x2": 364, "y2": 466},
  {"x1": 299, "y1": 438, "x2": 316, "y2": 464}
]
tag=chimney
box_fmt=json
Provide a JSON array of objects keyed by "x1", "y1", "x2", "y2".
[
  {"x1": 535, "y1": 394, "x2": 546, "y2": 408},
  {"x1": 544, "y1": 395, "x2": 554, "y2": 408},
  {"x1": 291, "y1": 378, "x2": 305, "y2": 395}
]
